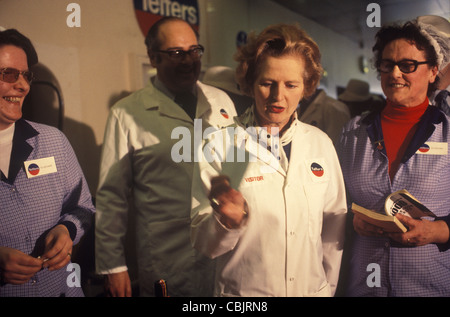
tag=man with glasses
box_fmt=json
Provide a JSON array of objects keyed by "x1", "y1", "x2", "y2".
[
  {"x1": 0, "y1": 29, "x2": 95, "y2": 297},
  {"x1": 95, "y1": 17, "x2": 236, "y2": 297}
]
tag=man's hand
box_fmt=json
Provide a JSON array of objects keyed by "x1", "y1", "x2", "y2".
[{"x1": 105, "y1": 271, "x2": 132, "y2": 297}]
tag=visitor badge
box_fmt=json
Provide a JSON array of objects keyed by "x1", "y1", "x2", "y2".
[
  {"x1": 24, "y1": 157, "x2": 57, "y2": 178},
  {"x1": 416, "y1": 142, "x2": 447, "y2": 155}
]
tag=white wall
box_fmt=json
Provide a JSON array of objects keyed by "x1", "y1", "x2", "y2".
[
  {"x1": 0, "y1": 0, "x2": 381, "y2": 193},
  {"x1": 1, "y1": 0, "x2": 147, "y2": 192}
]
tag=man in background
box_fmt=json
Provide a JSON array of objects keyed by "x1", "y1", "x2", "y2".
[
  {"x1": 298, "y1": 88, "x2": 350, "y2": 147},
  {"x1": 415, "y1": 15, "x2": 449, "y2": 114},
  {"x1": 95, "y1": 17, "x2": 236, "y2": 297}
]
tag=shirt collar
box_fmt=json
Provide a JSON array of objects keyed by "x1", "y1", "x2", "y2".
[
  {"x1": 153, "y1": 75, "x2": 197, "y2": 100},
  {"x1": 153, "y1": 76, "x2": 175, "y2": 100}
]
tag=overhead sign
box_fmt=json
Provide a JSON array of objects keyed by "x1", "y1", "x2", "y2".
[{"x1": 133, "y1": 0, "x2": 200, "y2": 36}]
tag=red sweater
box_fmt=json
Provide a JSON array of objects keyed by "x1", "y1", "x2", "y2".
[{"x1": 381, "y1": 98, "x2": 429, "y2": 180}]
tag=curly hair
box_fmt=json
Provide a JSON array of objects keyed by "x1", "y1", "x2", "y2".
[{"x1": 234, "y1": 23, "x2": 322, "y2": 98}]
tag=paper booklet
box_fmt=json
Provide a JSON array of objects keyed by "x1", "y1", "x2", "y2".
[
  {"x1": 351, "y1": 189, "x2": 436, "y2": 233},
  {"x1": 384, "y1": 189, "x2": 436, "y2": 219}
]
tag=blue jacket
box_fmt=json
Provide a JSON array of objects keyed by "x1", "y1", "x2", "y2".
[
  {"x1": 0, "y1": 119, "x2": 95, "y2": 297},
  {"x1": 339, "y1": 105, "x2": 450, "y2": 296}
]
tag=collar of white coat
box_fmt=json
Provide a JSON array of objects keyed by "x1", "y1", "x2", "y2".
[
  {"x1": 144, "y1": 78, "x2": 213, "y2": 121},
  {"x1": 232, "y1": 106, "x2": 301, "y2": 175},
  {"x1": 235, "y1": 105, "x2": 299, "y2": 146}
]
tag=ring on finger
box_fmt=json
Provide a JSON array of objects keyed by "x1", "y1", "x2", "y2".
[{"x1": 211, "y1": 197, "x2": 220, "y2": 207}]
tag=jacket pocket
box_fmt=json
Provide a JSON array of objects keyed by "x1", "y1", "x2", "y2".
[
  {"x1": 305, "y1": 282, "x2": 331, "y2": 297},
  {"x1": 303, "y1": 181, "x2": 329, "y2": 240}
]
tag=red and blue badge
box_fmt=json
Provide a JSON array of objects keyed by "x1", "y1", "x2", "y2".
[
  {"x1": 418, "y1": 144, "x2": 430, "y2": 153},
  {"x1": 220, "y1": 109, "x2": 229, "y2": 119},
  {"x1": 310, "y1": 162, "x2": 324, "y2": 177},
  {"x1": 27, "y1": 163, "x2": 40, "y2": 176}
]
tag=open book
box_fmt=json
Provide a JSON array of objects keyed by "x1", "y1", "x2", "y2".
[{"x1": 351, "y1": 189, "x2": 436, "y2": 233}]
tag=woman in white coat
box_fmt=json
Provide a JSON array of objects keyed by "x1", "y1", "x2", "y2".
[{"x1": 191, "y1": 23, "x2": 347, "y2": 297}]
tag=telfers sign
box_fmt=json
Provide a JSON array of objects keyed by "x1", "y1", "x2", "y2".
[{"x1": 133, "y1": 0, "x2": 200, "y2": 36}]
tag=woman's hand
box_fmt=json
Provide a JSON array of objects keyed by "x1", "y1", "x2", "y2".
[
  {"x1": 353, "y1": 213, "x2": 385, "y2": 237},
  {"x1": 41, "y1": 224, "x2": 73, "y2": 271},
  {"x1": 208, "y1": 175, "x2": 248, "y2": 229},
  {"x1": 353, "y1": 211, "x2": 450, "y2": 247},
  {"x1": 388, "y1": 214, "x2": 450, "y2": 246},
  {"x1": 0, "y1": 246, "x2": 43, "y2": 285}
]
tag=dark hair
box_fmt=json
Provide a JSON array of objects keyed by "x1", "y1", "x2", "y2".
[
  {"x1": 372, "y1": 21, "x2": 438, "y2": 71},
  {"x1": 0, "y1": 29, "x2": 38, "y2": 67},
  {"x1": 144, "y1": 17, "x2": 199, "y2": 59},
  {"x1": 234, "y1": 23, "x2": 322, "y2": 98}
]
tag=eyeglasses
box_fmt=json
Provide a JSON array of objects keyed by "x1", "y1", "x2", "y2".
[
  {"x1": 157, "y1": 45, "x2": 204, "y2": 61},
  {"x1": 0, "y1": 67, "x2": 34, "y2": 84},
  {"x1": 378, "y1": 59, "x2": 431, "y2": 74}
]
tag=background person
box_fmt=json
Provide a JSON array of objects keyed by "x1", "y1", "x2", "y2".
[
  {"x1": 415, "y1": 15, "x2": 450, "y2": 114},
  {"x1": 297, "y1": 87, "x2": 350, "y2": 147},
  {"x1": 95, "y1": 17, "x2": 236, "y2": 297},
  {"x1": 191, "y1": 23, "x2": 347, "y2": 297},
  {"x1": 202, "y1": 65, "x2": 253, "y2": 116},
  {"x1": 339, "y1": 20, "x2": 450, "y2": 296},
  {"x1": 0, "y1": 29, "x2": 95, "y2": 297},
  {"x1": 338, "y1": 79, "x2": 375, "y2": 117}
]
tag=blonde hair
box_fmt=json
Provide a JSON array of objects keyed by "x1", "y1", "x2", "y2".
[{"x1": 234, "y1": 23, "x2": 322, "y2": 98}]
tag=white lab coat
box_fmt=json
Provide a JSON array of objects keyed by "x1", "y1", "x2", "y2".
[
  {"x1": 95, "y1": 79, "x2": 236, "y2": 296},
  {"x1": 191, "y1": 113, "x2": 347, "y2": 297}
]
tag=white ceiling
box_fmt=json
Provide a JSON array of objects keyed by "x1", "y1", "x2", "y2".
[{"x1": 272, "y1": 0, "x2": 450, "y2": 45}]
